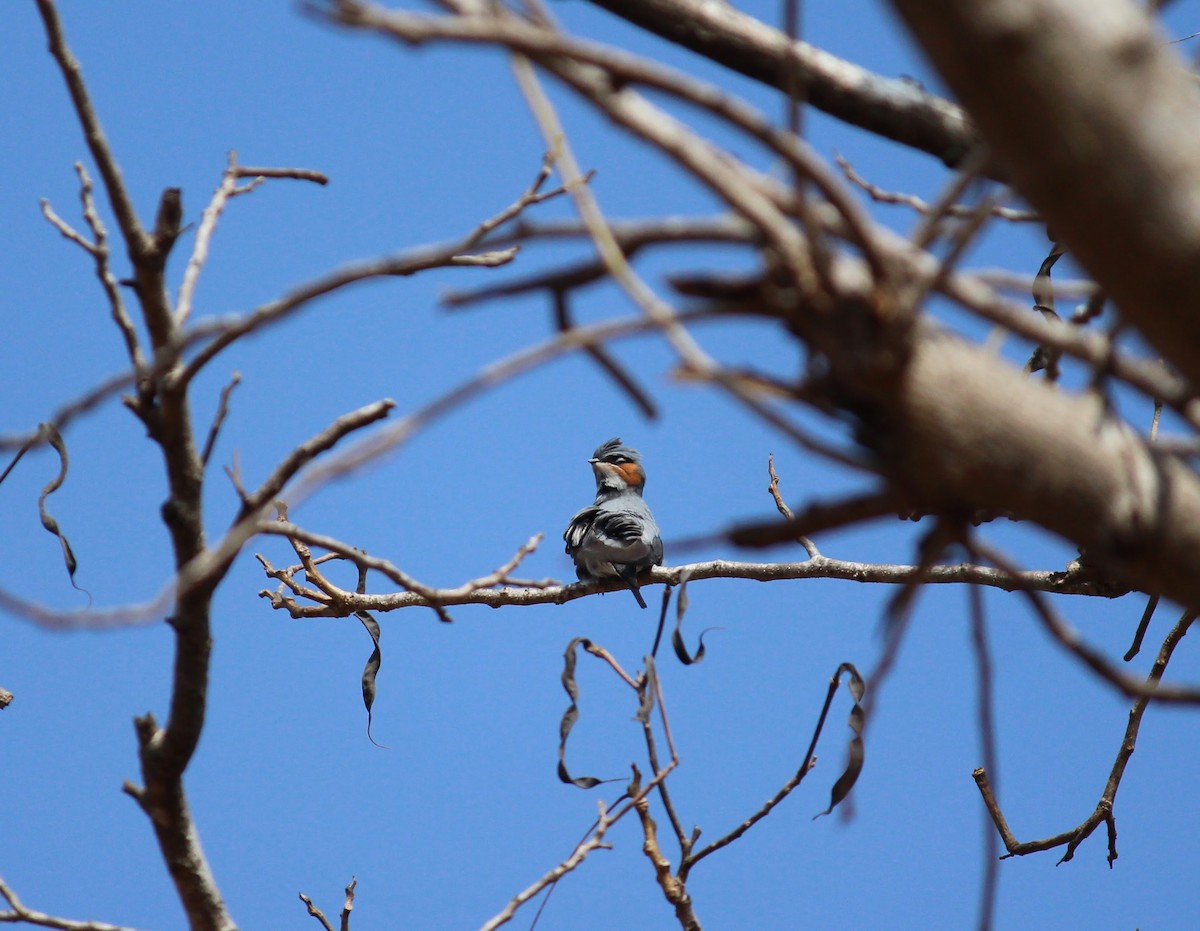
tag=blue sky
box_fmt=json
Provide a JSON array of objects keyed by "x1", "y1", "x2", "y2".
[{"x1": 3, "y1": 2, "x2": 1199, "y2": 929}]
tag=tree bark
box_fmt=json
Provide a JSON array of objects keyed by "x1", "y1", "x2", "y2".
[{"x1": 886, "y1": 0, "x2": 1200, "y2": 386}]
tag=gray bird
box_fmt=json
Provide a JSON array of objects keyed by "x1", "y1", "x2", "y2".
[{"x1": 564, "y1": 438, "x2": 664, "y2": 609}]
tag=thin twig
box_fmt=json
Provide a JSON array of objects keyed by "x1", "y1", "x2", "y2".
[
  {"x1": 637, "y1": 662, "x2": 688, "y2": 853},
  {"x1": 298, "y1": 893, "x2": 335, "y2": 931},
  {"x1": 177, "y1": 154, "x2": 575, "y2": 386},
  {"x1": 862, "y1": 521, "x2": 957, "y2": 732},
  {"x1": 46, "y1": 163, "x2": 145, "y2": 368},
  {"x1": 766, "y1": 454, "x2": 820, "y2": 557},
  {"x1": 553, "y1": 289, "x2": 657, "y2": 418},
  {"x1": 0, "y1": 874, "x2": 138, "y2": 931},
  {"x1": 200, "y1": 373, "x2": 241, "y2": 467},
  {"x1": 259, "y1": 521, "x2": 546, "y2": 621},
  {"x1": 478, "y1": 803, "x2": 614, "y2": 930},
  {"x1": 683, "y1": 662, "x2": 836, "y2": 871},
  {"x1": 177, "y1": 152, "x2": 329, "y2": 326},
  {"x1": 35, "y1": 0, "x2": 147, "y2": 253},
  {"x1": 836, "y1": 153, "x2": 1037, "y2": 222},
  {"x1": 967, "y1": 582, "x2": 999, "y2": 931},
  {"x1": 974, "y1": 610, "x2": 1196, "y2": 864},
  {"x1": 972, "y1": 539, "x2": 1200, "y2": 703},
  {"x1": 240, "y1": 399, "x2": 396, "y2": 516}
]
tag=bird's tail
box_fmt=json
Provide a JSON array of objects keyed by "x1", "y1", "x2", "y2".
[
  {"x1": 630, "y1": 584, "x2": 647, "y2": 610},
  {"x1": 616, "y1": 566, "x2": 648, "y2": 609}
]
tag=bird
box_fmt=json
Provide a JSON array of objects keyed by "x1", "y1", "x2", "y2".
[{"x1": 564, "y1": 437, "x2": 664, "y2": 609}]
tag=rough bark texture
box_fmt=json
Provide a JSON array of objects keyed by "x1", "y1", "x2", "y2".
[
  {"x1": 886, "y1": 0, "x2": 1200, "y2": 386},
  {"x1": 874, "y1": 326, "x2": 1200, "y2": 606}
]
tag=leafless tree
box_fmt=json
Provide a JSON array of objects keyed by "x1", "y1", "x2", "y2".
[{"x1": 5, "y1": 1, "x2": 1200, "y2": 929}]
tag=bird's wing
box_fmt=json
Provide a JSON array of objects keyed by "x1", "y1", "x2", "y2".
[
  {"x1": 564, "y1": 505, "x2": 599, "y2": 555},
  {"x1": 587, "y1": 503, "x2": 658, "y2": 565}
]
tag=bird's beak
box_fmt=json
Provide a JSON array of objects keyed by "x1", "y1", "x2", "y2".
[{"x1": 588, "y1": 458, "x2": 600, "y2": 465}]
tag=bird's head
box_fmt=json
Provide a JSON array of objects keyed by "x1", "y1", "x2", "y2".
[{"x1": 589, "y1": 437, "x2": 646, "y2": 494}]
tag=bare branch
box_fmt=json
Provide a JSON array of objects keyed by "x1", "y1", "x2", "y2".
[
  {"x1": 176, "y1": 151, "x2": 299, "y2": 327},
  {"x1": 39, "y1": 197, "x2": 97, "y2": 253},
  {"x1": 553, "y1": 289, "x2": 657, "y2": 419},
  {"x1": 0, "y1": 874, "x2": 138, "y2": 931},
  {"x1": 298, "y1": 893, "x2": 335, "y2": 931},
  {"x1": 967, "y1": 582, "x2": 1000, "y2": 930},
  {"x1": 972, "y1": 539, "x2": 1200, "y2": 704},
  {"x1": 298, "y1": 876, "x2": 354, "y2": 931},
  {"x1": 200, "y1": 373, "x2": 241, "y2": 467},
  {"x1": 338, "y1": 876, "x2": 356, "y2": 931},
  {"x1": 637, "y1": 660, "x2": 687, "y2": 851},
  {"x1": 635, "y1": 792, "x2": 701, "y2": 931},
  {"x1": 480, "y1": 801, "x2": 616, "y2": 931},
  {"x1": 458, "y1": 207, "x2": 1196, "y2": 433},
  {"x1": 233, "y1": 165, "x2": 330, "y2": 185},
  {"x1": 766, "y1": 454, "x2": 819, "y2": 557},
  {"x1": 257, "y1": 522, "x2": 546, "y2": 617},
  {"x1": 257, "y1": 553, "x2": 1141, "y2": 616},
  {"x1": 240, "y1": 399, "x2": 396, "y2": 517},
  {"x1": 177, "y1": 155, "x2": 574, "y2": 385},
  {"x1": 34, "y1": 0, "x2": 148, "y2": 255},
  {"x1": 975, "y1": 609, "x2": 1197, "y2": 864},
  {"x1": 576, "y1": 0, "x2": 978, "y2": 167},
  {"x1": 723, "y1": 489, "x2": 905, "y2": 549},
  {"x1": 41, "y1": 163, "x2": 145, "y2": 368},
  {"x1": 887, "y1": 0, "x2": 1200, "y2": 390},
  {"x1": 0, "y1": 582, "x2": 172, "y2": 631},
  {"x1": 835, "y1": 153, "x2": 1038, "y2": 222}
]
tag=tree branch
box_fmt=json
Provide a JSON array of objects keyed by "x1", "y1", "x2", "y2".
[
  {"x1": 239, "y1": 399, "x2": 396, "y2": 517},
  {"x1": 34, "y1": 0, "x2": 148, "y2": 257},
  {"x1": 0, "y1": 874, "x2": 137, "y2": 931},
  {"x1": 886, "y1": 0, "x2": 1200, "y2": 388},
  {"x1": 974, "y1": 609, "x2": 1196, "y2": 864},
  {"x1": 257, "y1": 551, "x2": 1136, "y2": 615},
  {"x1": 579, "y1": 0, "x2": 978, "y2": 166},
  {"x1": 177, "y1": 153, "x2": 573, "y2": 386}
]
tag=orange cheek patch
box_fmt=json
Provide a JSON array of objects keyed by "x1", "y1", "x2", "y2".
[{"x1": 616, "y1": 462, "x2": 645, "y2": 487}]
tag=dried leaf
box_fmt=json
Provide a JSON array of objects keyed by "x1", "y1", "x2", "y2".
[
  {"x1": 557, "y1": 637, "x2": 603, "y2": 788},
  {"x1": 356, "y1": 611, "x2": 388, "y2": 749},
  {"x1": 1027, "y1": 244, "x2": 1066, "y2": 375},
  {"x1": 814, "y1": 662, "x2": 866, "y2": 818},
  {"x1": 1031, "y1": 243, "x2": 1064, "y2": 311},
  {"x1": 670, "y1": 568, "x2": 719, "y2": 665},
  {"x1": 635, "y1": 655, "x2": 657, "y2": 724},
  {"x1": 36, "y1": 424, "x2": 82, "y2": 590},
  {"x1": 650, "y1": 585, "x2": 671, "y2": 658}
]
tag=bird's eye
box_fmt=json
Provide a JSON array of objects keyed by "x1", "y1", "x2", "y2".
[{"x1": 609, "y1": 455, "x2": 629, "y2": 464}]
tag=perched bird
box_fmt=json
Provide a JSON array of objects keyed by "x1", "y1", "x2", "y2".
[{"x1": 564, "y1": 438, "x2": 664, "y2": 609}]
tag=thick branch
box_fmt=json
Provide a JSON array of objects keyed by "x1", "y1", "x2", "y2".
[
  {"x1": 886, "y1": 0, "x2": 1200, "y2": 388},
  {"x1": 873, "y1": 325, "x2": 1200, "y2": 608},
  {"x1": 581, "y1": 0, "x2": 978, "y2": 166},
  {"x1": 36, "y1": 5, "x2": 232, "y2": 927}
]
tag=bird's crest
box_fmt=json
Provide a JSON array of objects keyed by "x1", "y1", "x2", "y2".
[{"x1": 592, "y1": 437, "x2": 641, "y2": 464}]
